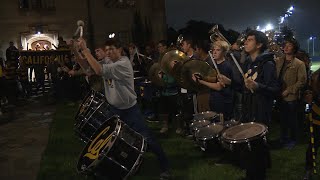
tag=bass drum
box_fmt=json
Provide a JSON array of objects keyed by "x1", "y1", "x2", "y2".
[
  {"x1": 74, "y1": 90, "x2": 113, "y2": 143},
  {"x1": 77, "y1": 116, "x2": 146, "y2": 180}
]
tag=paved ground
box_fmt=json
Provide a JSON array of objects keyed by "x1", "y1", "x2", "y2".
[{"x1": 0, "y1": 98, "x2": 55, "y2": 180}]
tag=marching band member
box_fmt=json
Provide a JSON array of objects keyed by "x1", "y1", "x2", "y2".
[
  {"x1": 240, "y1": 30, "x2": 279, "y2": 180},
  {"x1": 194, "y1": 40, "x2": 211, "y2": 112},
  {"x1": 180, "y1": 36, "x2": 198, "y2": 136},
  {"x1": 304, "y1": 68, "x2": 320, "y2": 180},
  {"x1": 192, "y1": 40, "x2": 233, "y2": 120},
  {"x1": 77, "y1": 38, "x2": 171, "y2": 180},
  {"x1": 157, "y1": 40, "x2": 180, "y2": 134}
]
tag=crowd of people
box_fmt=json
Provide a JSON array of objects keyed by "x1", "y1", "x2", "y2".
[
  {"x1": 65, "y1": 28, "x2": 317, "y2": 180},
  {"x1": 1, "y1": 28, "x2": 318, "y2": 179}
]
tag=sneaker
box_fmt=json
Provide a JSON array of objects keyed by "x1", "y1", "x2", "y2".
[
  {"x1": 303, "y1": 170, "x2": 311, "y2": 180},
  {"x1": 285, "y1": 141, "x2": 296, "y2": 150},
  {"x1": 160, "y1": 127, "x2": 168, "y2": 134},
  {"x1": 160, "y1": 170, "x2": 171, "y2": 180},
  {"x1": 214, "y1": 157, "x2": 230, "y2": 166},
  {"x1": 175, "y1": 128, "x2": 183, "y2": 135}
]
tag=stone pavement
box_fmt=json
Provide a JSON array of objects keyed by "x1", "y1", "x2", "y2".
[{"x1": 0, "y1": 98, "x2": 55, "y2": 180}]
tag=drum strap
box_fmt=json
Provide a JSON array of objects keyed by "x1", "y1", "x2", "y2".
[{"x1": 193, "y1": 94, "x2": 198, "y2": 114}]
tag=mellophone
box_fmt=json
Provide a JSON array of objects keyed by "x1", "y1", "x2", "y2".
[
  {"x1": 190, "y1": 111, "x2": 268, "y2": 153},
  {"x1": 75, "y1": 90, "x2": 146, "y2": 180}
]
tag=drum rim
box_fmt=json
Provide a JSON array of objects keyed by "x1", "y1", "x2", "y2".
[
  {"x1": 125, "y1": 138, "x2": 146, "y2": 178},
  {"x1": 192, "y1": 111, "x2": 218, "y2": 121},
  {"x1": 74, "y1": 90, "x2": 95, "y2": 119},
  {"x1": 220, "y1": 122, "x2": 268, "y2": 144},
  {"x1": 190, "y1": 120, "x2": 211, "y2": 130},
  {"x1": 76, "y1": 116, "x2": 121, "y2": 173},
  {"x1": 195, "y1": 123, "x2": 224, "y2": 140},
  {"x1": 76, "y1": 99, "x2": 110, "y2": 134},
  {"x1": 75, "y1": 91, "x2": 106, "y2": 126}
]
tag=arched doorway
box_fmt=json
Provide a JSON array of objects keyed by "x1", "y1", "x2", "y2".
[{"x1": 21, "y1": 32, "x2": 58, "y2": 50}]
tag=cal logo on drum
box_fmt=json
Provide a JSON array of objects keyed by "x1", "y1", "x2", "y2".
[{"x1": 84, "y1": 126, "x2": 113, "y2": 160}]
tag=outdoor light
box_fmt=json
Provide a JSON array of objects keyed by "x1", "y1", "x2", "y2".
[
  {"x1": 37, "y1": 31, "x2": 41, "y2": 35},
  {"x1": 279, "y1": 16, "x2": 285, "y2": 24},
  {"x1": 289, "y1": 6, "x2": 294, "y2": 11},
  {"x1": 109, "y1": 33, "x2": 116, "y2": 38},
  {"x1": 265, "y1": 24, "x2": 273, "y2": 31}
]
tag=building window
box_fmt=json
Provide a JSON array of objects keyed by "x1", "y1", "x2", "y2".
[
  {"x1": 19, "y1": 0, "x2": 55, "y2": 10},
  {"x1": 104, "y1": 0, "x2": 136, "y2": 9},
  {"x1": 118, "y1": 31, "x2": 130, "y2": 44},
  {"x1": 19, "y1": 0, "x2": 29, "y2": 9}
]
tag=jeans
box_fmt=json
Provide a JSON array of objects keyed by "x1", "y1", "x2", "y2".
[
  {"x1": 280, "y1": 100, "x2": 298, "y2": 142},
  {"x1": 110, "y1": 103, "x2": 169, "y2": 172}
]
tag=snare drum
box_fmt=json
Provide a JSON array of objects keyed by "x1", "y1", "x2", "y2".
[
  {"x1": 220, "y1": 122, "x2": 268, "y2": 151},
  {"x1": 75, "y1": 91, "x2": 114, "y2": 143},
  {"x1": 77, "y1": 116, "x2": 146, "y2": 180},
  {"x1": 190, "y1": 119, "x2": 211, "y2": 134},
  {"x1": 195, "y1": 123, "x2": 224, "y2": 151}
]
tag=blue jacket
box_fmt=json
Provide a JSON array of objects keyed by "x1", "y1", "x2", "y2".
[{"x1": 242, "y1": 52, "x2": 280, "y2": 125}]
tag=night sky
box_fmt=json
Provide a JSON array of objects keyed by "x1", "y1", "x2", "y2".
[{"x1": 165, "y1": 0, "x2": 320, "y2": 52}]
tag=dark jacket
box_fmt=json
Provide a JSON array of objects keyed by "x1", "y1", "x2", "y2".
[{"x1": 242, "y1": 52, "x2": 280, "y2": 125}]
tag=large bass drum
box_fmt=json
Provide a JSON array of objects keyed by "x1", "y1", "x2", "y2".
[
  {"x1": 75, "y1": 90, "x2": 113, "y2": 143},
  {"x1": 77, "y1": 116, "x2": 146, "y2": 180}
]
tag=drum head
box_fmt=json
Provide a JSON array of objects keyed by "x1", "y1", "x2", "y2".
[
  {"x1": 77, "y1": 116, "x2": 120, "y2": 173},
  {"x1": 221, "y1": 122, "x2": 267, "y2": 143},
  {"x1": 195, "y1": 123, "x2": 224, "y2": 140},
  {"x1": 193, "y1": 111, "x2": 217, "y2": 121}
]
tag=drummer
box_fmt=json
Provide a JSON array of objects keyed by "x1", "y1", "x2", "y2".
[
  {"x1": 68, "y1": 45, "x2": 109, "y2": 93},
  {"x1": 77, "y1": 38, "x2": 171, "y2": 180},
  {"x1": 192, "y1": 40, "x2": 233, "y2": 121}
]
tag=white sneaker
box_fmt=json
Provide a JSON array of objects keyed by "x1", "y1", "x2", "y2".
[
  {"x1": 160, "y1": 127, "x2": 168, "y2": 133},
  {"x1": 175, "y1": 128, "x2": 183, "y2": 135}
]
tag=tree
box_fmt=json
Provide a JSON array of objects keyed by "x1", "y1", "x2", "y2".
[{"x1": 131, "y1": 11, "x2": 145, "y2": 45}]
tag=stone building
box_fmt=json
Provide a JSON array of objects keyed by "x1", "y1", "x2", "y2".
[{"x1": 0, "y1": 0, "x2": 166, "y2": 59}]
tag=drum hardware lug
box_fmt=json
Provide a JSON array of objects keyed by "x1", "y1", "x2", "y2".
[
  {"x1": 81, "y1": 164, "x2": 87, "y2": 170},
  {"x1": 247, "y1": 141, "x2": 252, "y2": 151},
  {"x1": 202, "y1": 141, "x2": 207, "y2": 151},
  {"x1": 263, "y1": 136, "x2": 267, "y2": 144}
]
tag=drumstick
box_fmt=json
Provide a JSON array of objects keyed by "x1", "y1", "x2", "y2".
[
  {"x1": 230, "y1": 52, "x2": 244, "y2": 77},
  {"x1": 208, "y1": 50, "x2": 221, "y2": 75},
  {"x1": 230, "y1": 52, "x2": 254, "y2": 93}
]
